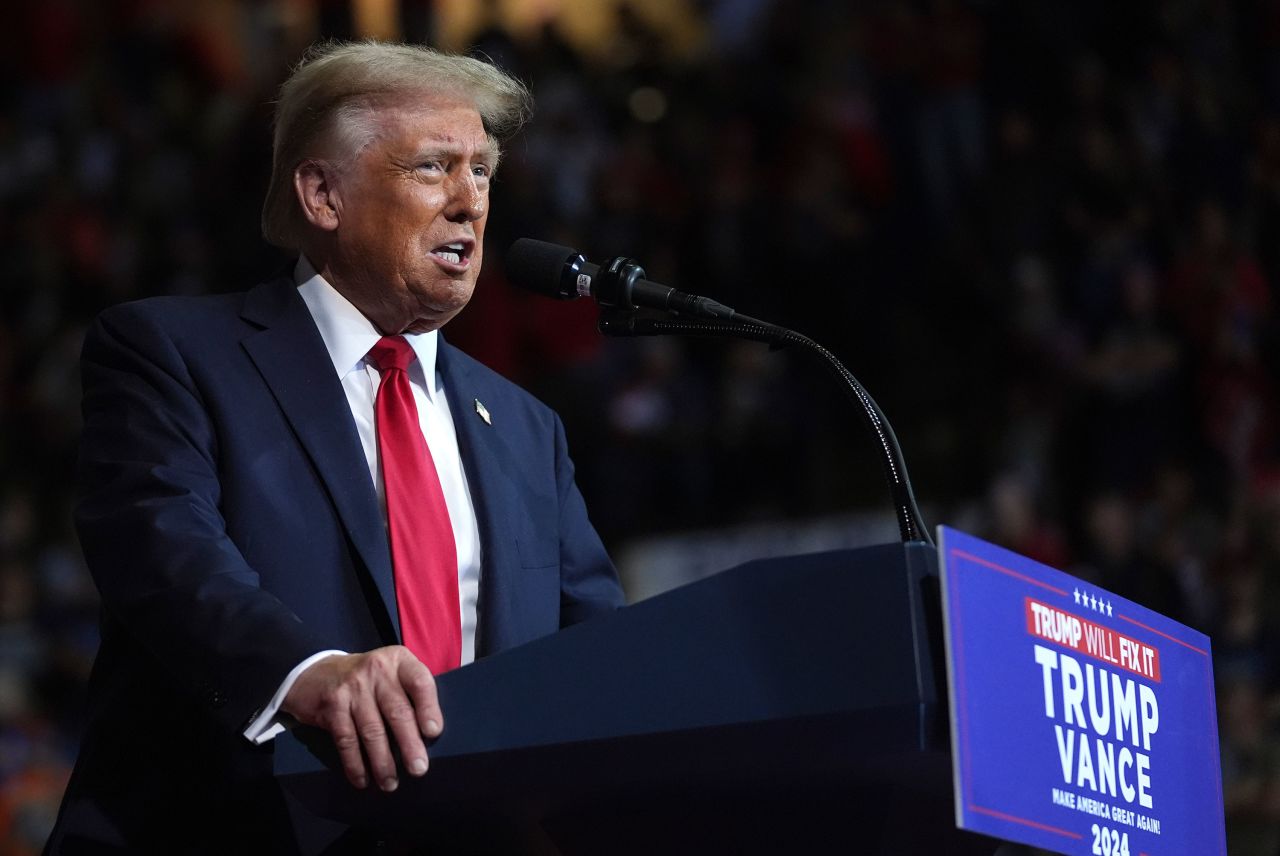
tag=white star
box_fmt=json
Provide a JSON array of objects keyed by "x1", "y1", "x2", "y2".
[
  {"x1": 1074, "y1": 588, "x2": 1081, "y2": 604},
  {"x1": 1106, "y1": 601, "x2": 1113, "y2": 617},
  {"x1": 1090, "y1": 594, "x2": 1098, "y2": 611}
]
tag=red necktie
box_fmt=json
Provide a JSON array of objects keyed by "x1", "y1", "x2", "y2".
[{"x1": 367, "y1": 336, "x2": 461, "y2": 675}]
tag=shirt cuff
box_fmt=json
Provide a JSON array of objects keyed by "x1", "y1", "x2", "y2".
[{"x1": 243, "y1": 649, "x2": 347, "y2": 745}]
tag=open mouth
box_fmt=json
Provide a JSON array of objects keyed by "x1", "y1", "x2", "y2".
[{"x1": 431, "y1": 241, "x2": 471, "y2": 267}]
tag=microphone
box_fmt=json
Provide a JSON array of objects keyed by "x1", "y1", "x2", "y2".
[{"x1": 505, "y1": 238, "x2": 740, "y2": 320}]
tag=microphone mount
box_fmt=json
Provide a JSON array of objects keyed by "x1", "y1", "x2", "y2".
[
  {"x1": 506, "y1": 238, "x2": 739, "y2": 320},
  {"x1": 592, "y1": 256, "x2": 647, "y2": 309},
  {"x1": 591, "y1": 256, "x2": 738, "y2": 319}
]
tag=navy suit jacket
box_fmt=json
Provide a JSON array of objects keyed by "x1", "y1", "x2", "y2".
[{"x1": 47, "y1": 275, "x2": 623, "y2": 853}]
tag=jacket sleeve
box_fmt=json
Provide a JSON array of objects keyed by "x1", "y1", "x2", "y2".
[{"x1": 76, "y1": 304, "x2": 328, "y2": 733}]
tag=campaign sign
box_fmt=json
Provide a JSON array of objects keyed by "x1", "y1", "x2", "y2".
[{"x1": 938, "y1": 526, "x2": 1226, "y2": 856}]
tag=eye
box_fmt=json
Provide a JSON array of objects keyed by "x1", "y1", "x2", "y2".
[
  {"x1": 416, "y1": 160, "x2": 443, "y2": 174},
  {"x1": 472, "y1": 164, "x2": 492, "y2": 179}
]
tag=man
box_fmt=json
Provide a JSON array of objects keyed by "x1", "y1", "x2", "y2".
[{"x1": 46, "y1": 42, "x2": 624, "y2": 853}]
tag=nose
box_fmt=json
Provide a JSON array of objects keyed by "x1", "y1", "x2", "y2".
[{"x1": 444, "y1": 173, "x2": 485, "y2": 223}]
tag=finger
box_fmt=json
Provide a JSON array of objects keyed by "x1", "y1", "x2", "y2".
[
  {"x1": 375, "y1": 679, "x2": 429, "y2": 777},
  {"x1": 352, "y1": 690, "x2": 398, "y2": 792},
  {"x1": 328, "y1": 705, "x2": 369, "y2": 790},
  {"x1": 398, "y1": 656, "x2": 443, "y2": 739}
]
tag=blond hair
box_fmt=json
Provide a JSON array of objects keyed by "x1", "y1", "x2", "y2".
[{"x1": 261, "y1": 41, "x2": 532, "y2": 249}]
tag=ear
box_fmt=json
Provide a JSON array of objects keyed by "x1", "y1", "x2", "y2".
[{"x1": 293, "y1": 160, "x2": 341, "y2": 232}]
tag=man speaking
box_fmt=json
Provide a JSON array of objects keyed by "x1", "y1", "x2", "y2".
[{"x1": 46, "y1": 42, "x2": 624, "y2": 853}]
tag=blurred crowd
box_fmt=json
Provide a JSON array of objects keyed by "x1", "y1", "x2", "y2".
[{"x1": 3, "y1": 0, "x2": 1280, "y2": 851}]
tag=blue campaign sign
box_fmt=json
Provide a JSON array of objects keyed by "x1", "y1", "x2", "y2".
[{"x1": 938, "y1": 526, "x2": 1226, "y2": 856}]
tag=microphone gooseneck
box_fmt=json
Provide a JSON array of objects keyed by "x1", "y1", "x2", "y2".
[{"x1": 506, "y1": 238, "x2": 933, "y2": 547}]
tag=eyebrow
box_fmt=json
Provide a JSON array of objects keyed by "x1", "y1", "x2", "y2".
[{"x1": 412, "y1": 140, "x2": 499, "y2": 165}]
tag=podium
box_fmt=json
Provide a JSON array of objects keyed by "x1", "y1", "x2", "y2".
[{"x1": 276, "y1": 542, "x2": 1003, "y2": 854}]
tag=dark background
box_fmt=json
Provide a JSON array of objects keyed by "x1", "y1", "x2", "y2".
[{"x1": 2, "y1": 0, "x2": 1279, "y2": 851}]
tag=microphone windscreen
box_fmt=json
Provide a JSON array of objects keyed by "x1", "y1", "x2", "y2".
[{"x1": 505, "y1": 239, "x2": 579, "y2": 298}]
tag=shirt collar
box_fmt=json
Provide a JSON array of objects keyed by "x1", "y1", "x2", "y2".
[{"x1": 294, "y1": 256, "x2": 439, "y2": 396}]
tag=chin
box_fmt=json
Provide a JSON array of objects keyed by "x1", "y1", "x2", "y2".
[{"x1": 406, "y1": 305, "x2": 468, "y2": 334}]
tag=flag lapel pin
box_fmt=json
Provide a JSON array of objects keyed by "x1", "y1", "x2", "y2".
[{"x1": 474, "y1": 398, "x2": 492, "y2": 425}]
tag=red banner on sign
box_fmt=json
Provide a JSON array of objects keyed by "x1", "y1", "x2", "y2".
[{"x1": 1025, "y1": 598, "x2": 1161, "y2": 683}]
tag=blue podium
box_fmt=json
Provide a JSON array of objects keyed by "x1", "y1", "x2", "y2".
[{"x1": 275, "y1": 542, "x2": 1002, "y2": 854}]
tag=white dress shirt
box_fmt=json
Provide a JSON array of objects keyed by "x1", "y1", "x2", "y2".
[{"x1": 243, "y1": 257, "x2": 482, "y2": 743}]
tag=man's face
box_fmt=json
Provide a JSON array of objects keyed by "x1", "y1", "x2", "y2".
[{"x1": 326, "y1": 95, "x2": 496, "y2": 335}]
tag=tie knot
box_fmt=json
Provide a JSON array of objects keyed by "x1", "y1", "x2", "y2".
[{"x1": 367, "y1": 336, "x2": 416, "y2": 373}]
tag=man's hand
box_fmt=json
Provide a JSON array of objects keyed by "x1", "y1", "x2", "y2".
[{"x1": 281, "y1": 646, "x2": 443, "y2": 792}]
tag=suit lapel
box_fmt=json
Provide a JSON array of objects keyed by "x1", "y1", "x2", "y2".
[
  {"x1": 437, "y1": 342, "x2": 523, "y2": 657},
  {"x1": 239, "y1": 278, "x2": 401, "y2": 641}
]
